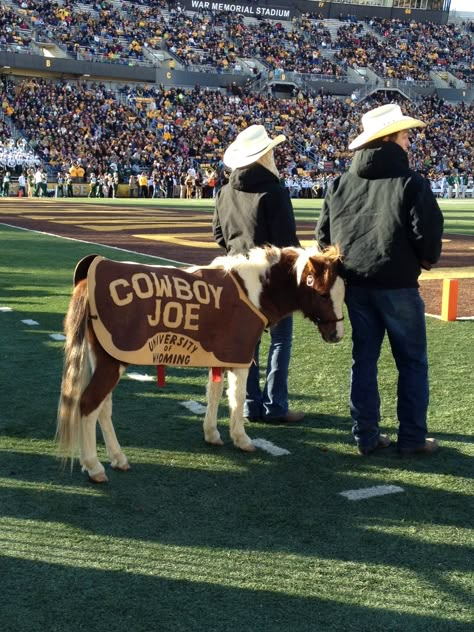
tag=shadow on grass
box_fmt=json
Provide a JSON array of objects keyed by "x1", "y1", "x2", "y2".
[
  {"x1": 2, "y1": 557, "x2": 471, "y2": 632},
  {"x1": 1, "y1": 449, "x2": 472, "y2": 562},
  {"x1": 1, "y1": 399, "x2": 473, "y2": 630}
]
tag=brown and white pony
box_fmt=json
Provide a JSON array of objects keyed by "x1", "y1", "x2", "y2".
[{"x1": 56, "y1": 245, "x2": 344, "y2": 482}]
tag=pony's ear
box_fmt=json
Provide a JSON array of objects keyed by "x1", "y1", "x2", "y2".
[
  {"x1": 320, "y1": 244, "x2": 342, "y2": 263},
  {"x1": 307, "y1": 245, "x2": 342, "y2": 293},
  {"x1": 305, "y1": 258, "x2": 328, "y2": 294}
]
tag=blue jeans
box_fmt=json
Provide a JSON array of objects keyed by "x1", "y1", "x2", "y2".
[
  {"x1": 345, "y1": 286, "x2": 429, "y2": 451},
  {"x1": 244, "y1": 315, "x2": 293, "y2": 420}
]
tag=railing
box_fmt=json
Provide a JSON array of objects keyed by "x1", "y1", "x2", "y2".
[
  {"x1": 174, "y1": 62, "x2": 252, "y2": 76},
  {"x1": 280, "y1": 70, "x2": 348, "y2": 84},
  {"x1": 356, "y1": 77, "x2": 424, "y2": 104},
  {"x1": 0, "y1": 43, "x2": 34, "y2": 55},
  {"x1": 76, "y1": 50, "x2": 156, "y2": 67}
]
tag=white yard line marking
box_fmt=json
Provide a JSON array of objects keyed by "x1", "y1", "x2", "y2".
[
  {"x1": 180, "y1": 400, "x2": 207, "y2": 415},
  {"x1": 126, "y1": 372, "x2": 154, "y2": 382},
  {"x1": 21, "y1": 319, "x2": 39, "y2": 326},
  {"x1": 0, "y1": 306, "x2": 13, "y2": 312},
  {"x1": 178, "y1": 403, "x2": 291, "y2": 455},
  {"x1": 49, "y1": 333, "x2": 66, "y2": 341},
  {"x1": 251, "y1": 438, "x2": 291, "y2": 456},
  {"x1": 340, "y1": 485, "x2": 404, "y2": 501}
]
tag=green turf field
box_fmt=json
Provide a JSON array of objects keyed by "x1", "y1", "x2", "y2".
[{"x1": 0, "y1": 224, "x2": 473, "y2": 631}]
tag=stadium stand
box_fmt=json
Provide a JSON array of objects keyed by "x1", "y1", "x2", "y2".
[{"x1": 0, "y1": 0, "x2": 472, "y2": 197}]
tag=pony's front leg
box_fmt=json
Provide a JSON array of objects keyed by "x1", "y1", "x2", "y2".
[
  {"x1": 227, "y1": 368, "x2": 255, "y2": 452},
  {"x1": 203, "y1": 369, "x2": 225, "y2": 445},
  {"x1": 98, "y1": 393, "x2": 130, "y2": 472},
  {"x1": 80, "y1": 408, "x2": 108, "y2": 483}
]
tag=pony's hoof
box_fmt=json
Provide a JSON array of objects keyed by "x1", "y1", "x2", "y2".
[
  {"x1": 205, "y1": 430, "x2": 224, "y2": 445},
  {"x1": 206, "y1": 437, "x2": 224, "y2": 446},
  {"x1": 89, "y1": 471, "x2": 109, "y2": 484},
  {"x1": 237, "y1": 441, "x2": 256, "y2": 452},
  {"x1": 112, "y1": 462, "x2": 131, "y2": 472}
]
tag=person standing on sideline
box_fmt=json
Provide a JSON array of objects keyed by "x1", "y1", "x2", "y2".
[
  {"x1": 128, "y1": 174, "x2": 138, "y2": 198},
  {"x1": 56, "y1": 172, "x2": 65, "y2": 198},
  {"x1": 316, "y1": 104, "x2": 444, "y2": 457},
  {"x1": 213, "y1": 125, "x2": 304, "y2": 424},
  {"x1": 88, "y1": 173, "x2": 97, "y2": 198},
  {"x1": 2, "y1": 171, "x2": 11, "y2": 196},
  {"x1": 18, "y1": 172, "x2": 26, "y2": 197}
]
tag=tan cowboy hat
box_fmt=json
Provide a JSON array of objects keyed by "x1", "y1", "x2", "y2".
[
  {"x1": 349, "y1": 103, "x2": 426, "y2": 150},
  {"x1": 223, "y1": 124, "x2": 286, "y2": 169}
]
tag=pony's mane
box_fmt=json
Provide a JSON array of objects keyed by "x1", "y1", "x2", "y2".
[
  {"x1": 211, "y1": 246, "x2": 281, "y2": 308},
  {"x1": 292, "y1": 245, "x2": 321, "y2": 284},
  {"x1": 210, "y1": 244, "x2": 341, "y2": 309}
]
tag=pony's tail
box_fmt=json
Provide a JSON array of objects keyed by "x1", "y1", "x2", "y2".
[{"x1": 56, "y1": 280, "x2": 91, "y2": 465}]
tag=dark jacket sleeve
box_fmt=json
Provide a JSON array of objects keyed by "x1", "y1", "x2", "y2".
[
  {"x1": 315, "y1": 197, "x2": 332, "y2": 249},
  {"x1": 406, "y1": 176, "x2": 444, "y2": 266},
  {"x1": 263, "y1": 186, "x2": 300, "y2": 247},
  {"x1": 212, "y1": 193, "x2": 227, "y2": 250}
]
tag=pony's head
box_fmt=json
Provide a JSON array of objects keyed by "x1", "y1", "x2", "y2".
[{"x1": 295, "y1": 245, "x2": 345, "y2": 343}]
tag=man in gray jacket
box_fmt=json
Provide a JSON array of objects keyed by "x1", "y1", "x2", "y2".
[
  {"x1": 213, "y1": 125, "x2": 304, "y2": 424},
  {"x1": 316, "y1": 104, "x2": 444, "y2": 456}
]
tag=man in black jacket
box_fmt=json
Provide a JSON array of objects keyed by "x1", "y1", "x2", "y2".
[
  {"x1": 316, "y1": 104, "x2": 444, "y2": 456},
  {"x1": 213, "y1": 125, "x2": 304, "y2": 424}
]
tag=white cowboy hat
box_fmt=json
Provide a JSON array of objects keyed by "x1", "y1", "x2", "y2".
[
  {"x1": 349, "y1": 103, "x2": 426, "y2": 150},
  {"x1": 223, "y1": 124, "x2": 286, "y2": 169}
]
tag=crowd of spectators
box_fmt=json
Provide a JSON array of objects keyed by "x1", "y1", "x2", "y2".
[
  {"x1": 4, "y1": 1, "x2": 473, "y2": 83},
  {"x1": 0, "y1": 5, "x2": 33, "y2": 53},
  {"x1": 12, "y1": 0, "x2": 163, "y2": 64},
  {"x1": 334, "y1": 22, "x2": 432, "y2": 82},
  {"x1": 0, "y1": 74, "x2": 473, "y2": 200},
  {"x1": 1, "y1": 2, "x2": 474, "y2": 198},
  {"x1": 367, "y1": 17, "x2": 474, "y2": 83},
  {"x1": 215, "y1": 14, "x2": 344, "y2": 76}
]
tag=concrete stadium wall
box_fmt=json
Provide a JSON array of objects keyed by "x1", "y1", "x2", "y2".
[{"x1": 0, "y1": 52, "x2": 248, "y2": 91}]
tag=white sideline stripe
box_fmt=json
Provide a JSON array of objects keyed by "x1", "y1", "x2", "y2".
[
  {"x1": 340, "y1": 485, "x2": 405, "y2": 501},
  {"x1": 252, "y1": 438, "x2": 291, "y2": 456},
  {"x1": 426, "y1": 313, "x2": 474, "y2": 321},
  {"x1": 21, "y1": 319, "x2": 39, "y2": 326},
  {"x1": 0, "y1": 223, "x2": 188, "y2": 265},
  {"x1": 180, "y1": 400, "x2": 207, "y2": 415},
  {"x1": 0, "y1": 306, "x2": 13, "y2": 312},
  {"x1": 126, "y1": 372, "x2": 154, "y2": 382},
  {"x1": 49, "y1": 333, "x2": 66, "y2": 341}
]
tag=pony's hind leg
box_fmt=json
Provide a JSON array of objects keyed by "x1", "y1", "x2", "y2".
[
  {"x1": 203, "y1": 369, "x2": 225, "y2": 445},
  {"x1": 79, "y1": 352, "x2": 123, "y2": 483},
  {"x1": 98, "y1": 390, "x2": 130, "y2": 472},
  {"x1": 227, "y1": 368, "x2": 255, "y2": 452},
  {"x1": 80, "y1": 406, "x2": 109, "y2": 483}
]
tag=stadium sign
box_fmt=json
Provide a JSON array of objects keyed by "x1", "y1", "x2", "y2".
[{"x1": 183, "y1": 0, "x2": 294, "y2": 20}]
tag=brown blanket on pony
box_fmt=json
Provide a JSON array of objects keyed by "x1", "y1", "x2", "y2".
[{"x1": 86, "y1": 256, "x2": 268, "y2": 368}]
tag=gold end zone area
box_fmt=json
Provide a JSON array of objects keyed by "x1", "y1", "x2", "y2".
[{"x1": 1, "y1": 199, "x2": 474, "y2": 317}]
